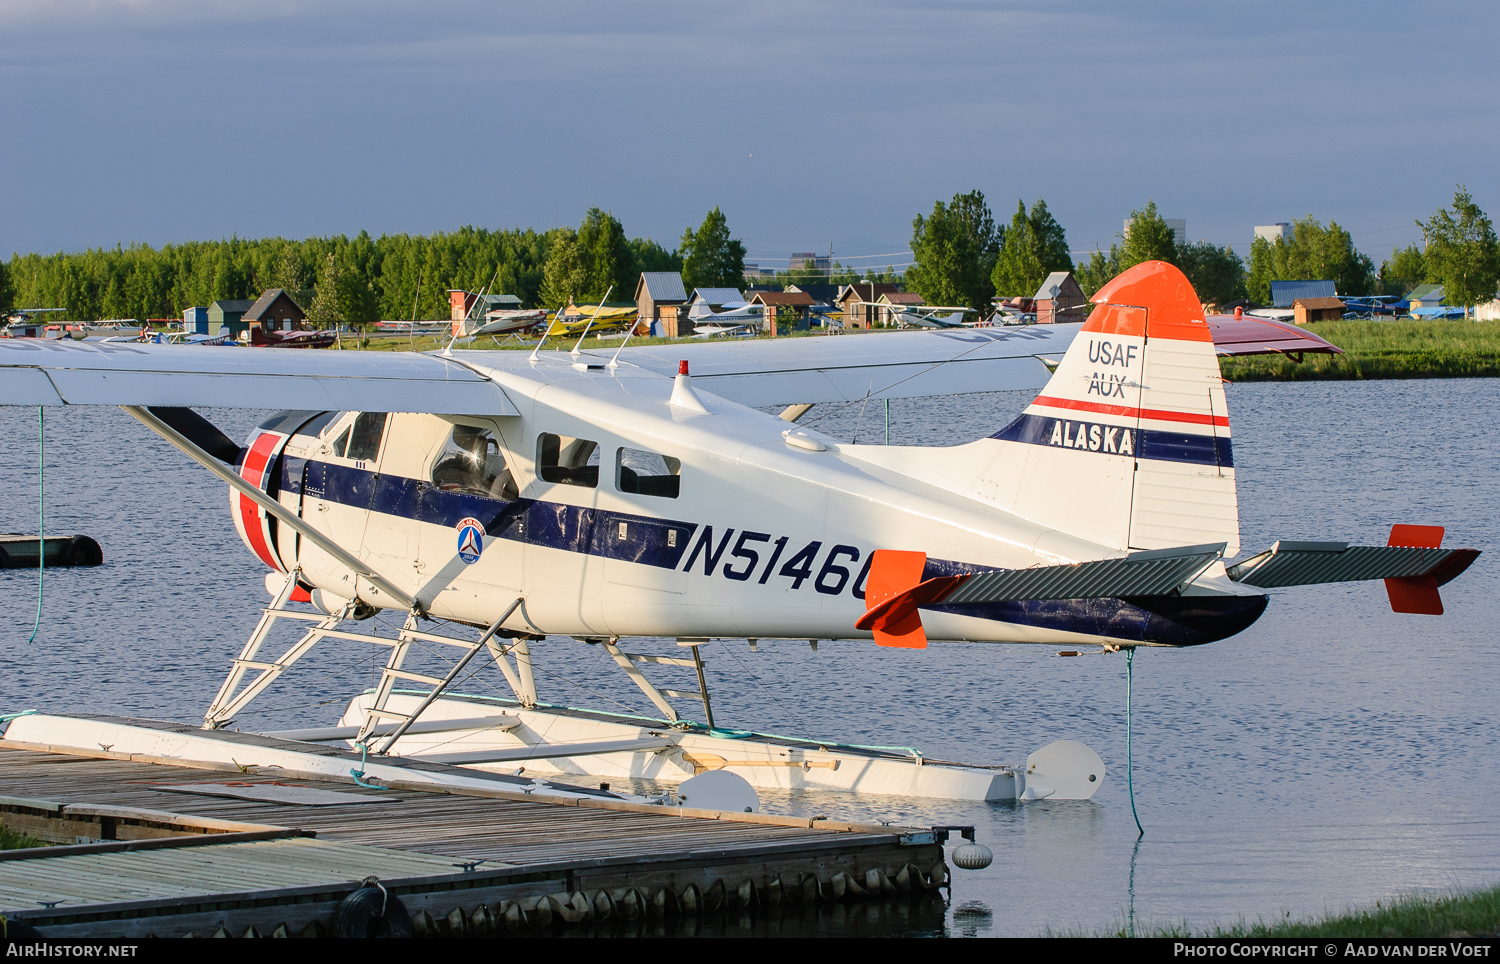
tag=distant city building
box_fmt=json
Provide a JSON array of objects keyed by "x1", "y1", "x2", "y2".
[
  {"x1": 790, "y1": 251, "x2": 832, "y2": 273},
  {"x1": 1124, "y1": 217, "x2": 1186, "y2": 245},
  {"x1": 1032, "y1": 272, "x2": 1087, "y2": 324},
  {"x1": 1255, "y1": 223, "x2": 1291, "y2": 244},
  {"x1": 1269, "y1": 280, "x2": 1336, "y2": 308},
  {"x1": 742, "y1": 263, "x2": 776, "y2": 281}
]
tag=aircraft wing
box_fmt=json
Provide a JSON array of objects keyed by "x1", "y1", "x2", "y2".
[
  {"x1": 1205, "y1": 315, "x2": 1341, "y2": 357},
  {"x1": 0, "y1": 340, "x2": 518, "y2": 415},
  {"x1": 611, "y1": 325, "x2": 1078, "y2": 406}
]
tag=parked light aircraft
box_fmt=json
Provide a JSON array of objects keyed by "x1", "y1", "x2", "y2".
[
  {"x1": 0, "y1": 261, "x2": 1476, "y2": 802},
  {"x1": 686, "y1": 301, "x2": 765, "y2": 326},
  {"x1": 885, "y1": 305, "x2": 976, "y2": 328}
]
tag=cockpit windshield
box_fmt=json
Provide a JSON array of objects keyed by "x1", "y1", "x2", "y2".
[{"x1": 431, "y1": 424, "x2": 518, "y2": 501}]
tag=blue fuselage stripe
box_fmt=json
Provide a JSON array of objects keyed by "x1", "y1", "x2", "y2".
[
  {"x1": 990, "y1": 412, "x2": 1233, "y2": 468},
  {"x1": 276, "y1": 456, "x2": 1260, "y2": 646}
]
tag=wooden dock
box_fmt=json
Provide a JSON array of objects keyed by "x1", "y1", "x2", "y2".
[{"x1": 0, "y1": 741, "x2": 949, "y2": 938}]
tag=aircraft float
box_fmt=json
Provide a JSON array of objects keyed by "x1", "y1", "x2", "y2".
[{"x1": 0, "y1": 262, "x2": 1477, "y2": 806}]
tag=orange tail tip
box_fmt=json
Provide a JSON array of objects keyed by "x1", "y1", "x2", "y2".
[
  {"x1": 1384, "y1": 524, "x2": 1447, "y2": 615},
  {"x1": 1087, "y1": 260, "x2": 1212, "y2": 344}
]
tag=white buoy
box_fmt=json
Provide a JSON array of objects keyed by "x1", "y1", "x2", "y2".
[{"x1": 952, "y1": 841, "x2": 994, "y2": 870}]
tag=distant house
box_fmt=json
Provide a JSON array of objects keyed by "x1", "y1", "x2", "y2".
[
  {"x1": 786, "y1": 283, "x2": 841, "y2": 307},
  {"x1": 182, "y1": 306, "x2": 212, "y2": 335},
  {"x1": 448, "y1": 290, "x2": 521, "y2": 322},
  {"x1": 838, "y1": 283, "x2": 902, "y2": 329},
  {"x1": 1407, "y1": 284, "x2": 1445, "y2": 309},
  {"x1": 635, "y1": 272, "x2": 688, "y2": 337},
  {"x1": 877, "y1": 291, "x2": 925, "y2": 326},
  {"x1": 1269, "y1": 280, "x2": 1336, "y2": 308},
  {"x1": 243, "y1": 289, "x2": 308, "y2": 334},
  {"x1": 687, "y1": 288, "x2": 746, "y2": 310},
  {"x1": 750, "y1": 290, "x2": 816, "y2": 334},
  {"x1": 1292, "y1": 297, "x2": 1345, "y2": 324},
  {"x1": 1032, "y1": 272, "x2": 1087, "y2": 324},
  {"x1": 208, "y1": 299, "x2": 255, "y2": 339}
]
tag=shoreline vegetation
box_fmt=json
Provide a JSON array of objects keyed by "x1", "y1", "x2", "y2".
[
  {"x1": 1113, "y1": 884, "x2": 1500, "y2": 939},
  {"x1": 1220, "y1": 319, "x2": 1500, "y2": 381}
]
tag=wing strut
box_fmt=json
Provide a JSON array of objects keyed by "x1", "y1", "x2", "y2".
[{"x1": 122, "y1": 405, "x2": 418, "y2": 612}]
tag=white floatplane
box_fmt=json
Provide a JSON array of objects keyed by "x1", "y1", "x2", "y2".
[{"x1": 0, "y1": 262, "x2": 1477, "y2": 806}]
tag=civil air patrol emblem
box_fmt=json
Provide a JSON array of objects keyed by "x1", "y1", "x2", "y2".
[{"x1": 456, "y1": 517, "x2": 486, "y2": 565}]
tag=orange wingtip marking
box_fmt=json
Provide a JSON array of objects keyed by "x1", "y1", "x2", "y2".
[
  {"x1": 1088, "y1": 261, "x2": 1212, "y2": 344},
  {"x1": 1384, "y1": 525, "x2": 1463, "y2": 614},
  {"x1": 1388, "y1": 524, "x2": 1444, "y2": 549},
  {"x1": 1385, "y1": 576, "x2": 1443, "y2": 615}
]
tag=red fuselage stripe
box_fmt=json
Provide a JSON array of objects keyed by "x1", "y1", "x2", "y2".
[
  {"x1": 1031, "y1": 395, "x2": 1230, "y2": 428},
  {"x1": 237, "y1": 433, "x2": 282, "y2": 571}
]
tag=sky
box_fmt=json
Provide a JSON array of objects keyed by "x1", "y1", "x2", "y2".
[{"x1": 1, "y1": 0, "x2": 1496, "y2": 269}]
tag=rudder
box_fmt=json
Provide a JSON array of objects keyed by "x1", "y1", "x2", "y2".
[{"x1": 982, "y1": 261, "x2": 1238, "y2": 554}]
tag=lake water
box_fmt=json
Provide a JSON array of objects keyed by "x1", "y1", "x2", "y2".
[{"x1": 1, "y1": 377, "x2": 1497, "y2": 937}]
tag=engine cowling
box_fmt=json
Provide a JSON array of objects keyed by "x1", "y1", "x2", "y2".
[{"x1": 231, "y1": 410, "x2": 330, "y2": 572}]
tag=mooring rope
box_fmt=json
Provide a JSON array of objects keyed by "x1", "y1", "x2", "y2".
[
  {"x1": 24, "y1": 407, "x2": 43, "y2": 646},
  {"x1": 1126, "y1": 646, "x2": 1144, "y2": 837}
]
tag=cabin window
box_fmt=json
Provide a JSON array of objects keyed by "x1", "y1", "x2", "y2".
[
  {"x1": 346, "y1": 412, "x2": 387, "y2": 462},
  {"x1": 537, "y1": 433, "x2": 600, "y2": 488},
  {"x1": 301, "y1": 411, "x2": 341, "y2": 439},
  {"x1": 330, "y1": 426, "x2": 351, "y2": 458},
  {"x1": 617, "y1": 447, "x2": 681, "y2": 499},
  {"x1": 432, "y1": 425, "x2": 518, "y2": 501}
]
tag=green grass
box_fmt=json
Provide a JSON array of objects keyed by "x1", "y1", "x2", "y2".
[
  {"x1": 1108, "y1": 885, "x2": 1500, "y2": 938},
  {"x1": 0, "y1": 825, "x2": 47, "y2": 851},
  {"x1": 1222, "y1": 319, "x2": 1500, "y2": 381}
]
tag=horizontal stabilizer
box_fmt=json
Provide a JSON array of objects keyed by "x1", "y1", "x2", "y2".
[
  {"x1": 1226, "y1": 525, "x2": 1478, "y2": 616},
  {"x1": 941, "y1": 544, "x2": 1225, "y2": 605},
  {"x1": 1226, "y1": 543, "x2": 1477, "y2": 588},
  {"x1": 856, "y1": 544, "x2": 1227, "y2": 647}
]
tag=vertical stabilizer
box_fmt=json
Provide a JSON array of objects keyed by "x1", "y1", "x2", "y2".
[{"x1": 981, "y1": 261, "x2": 1238, "y2": 555}]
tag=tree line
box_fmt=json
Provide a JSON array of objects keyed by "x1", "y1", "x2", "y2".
[
  {"x1": 0, "y1": 208, "x2": 749, "y2": 322},
  {"x1": 905, "y1": 187, "x2": 1500, "y2": 314},
  {"x1": 7, "y1": 189, "x2": 1495, "y2": 323}
]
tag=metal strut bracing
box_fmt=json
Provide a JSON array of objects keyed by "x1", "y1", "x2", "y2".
[
  {"x1": 203, "y1": 568, "x2": 534, "y2": 732},
  {"x1": 359, "y1": 598, "x2": 525, "y2": 751},
  {"x1": 600, "y1": 637, "x2": 716, "y2": 728}
]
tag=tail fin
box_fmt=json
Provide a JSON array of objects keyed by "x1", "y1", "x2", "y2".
[{"x1": 984, "y1": 261, "x2": 1239, "y2": 555}]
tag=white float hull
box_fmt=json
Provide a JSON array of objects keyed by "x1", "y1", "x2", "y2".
[{"x1": 336, "y1": 693, "x2": 1030, "y2": 802}]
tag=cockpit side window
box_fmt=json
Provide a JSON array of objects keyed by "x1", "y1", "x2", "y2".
[
  {"x1": 331, "y1": 426, "x2": 352, "y2": 458},
  {"x1": 347, "y1": 412, "x2": 388, "y2": 462},
  {"x1": 617, "y1": 447, "x2": 681, "y2": 498},
  {"x1": 432, "y1": 425, "x2": 518, "y2": 500},
  {"x1": 537, "y1": 433, "x2": 600, "y2": 488}
]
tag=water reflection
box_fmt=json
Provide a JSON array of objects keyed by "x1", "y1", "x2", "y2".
[{"x1": 507, "y1": 895, "x2": 950, "y2": 938}]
